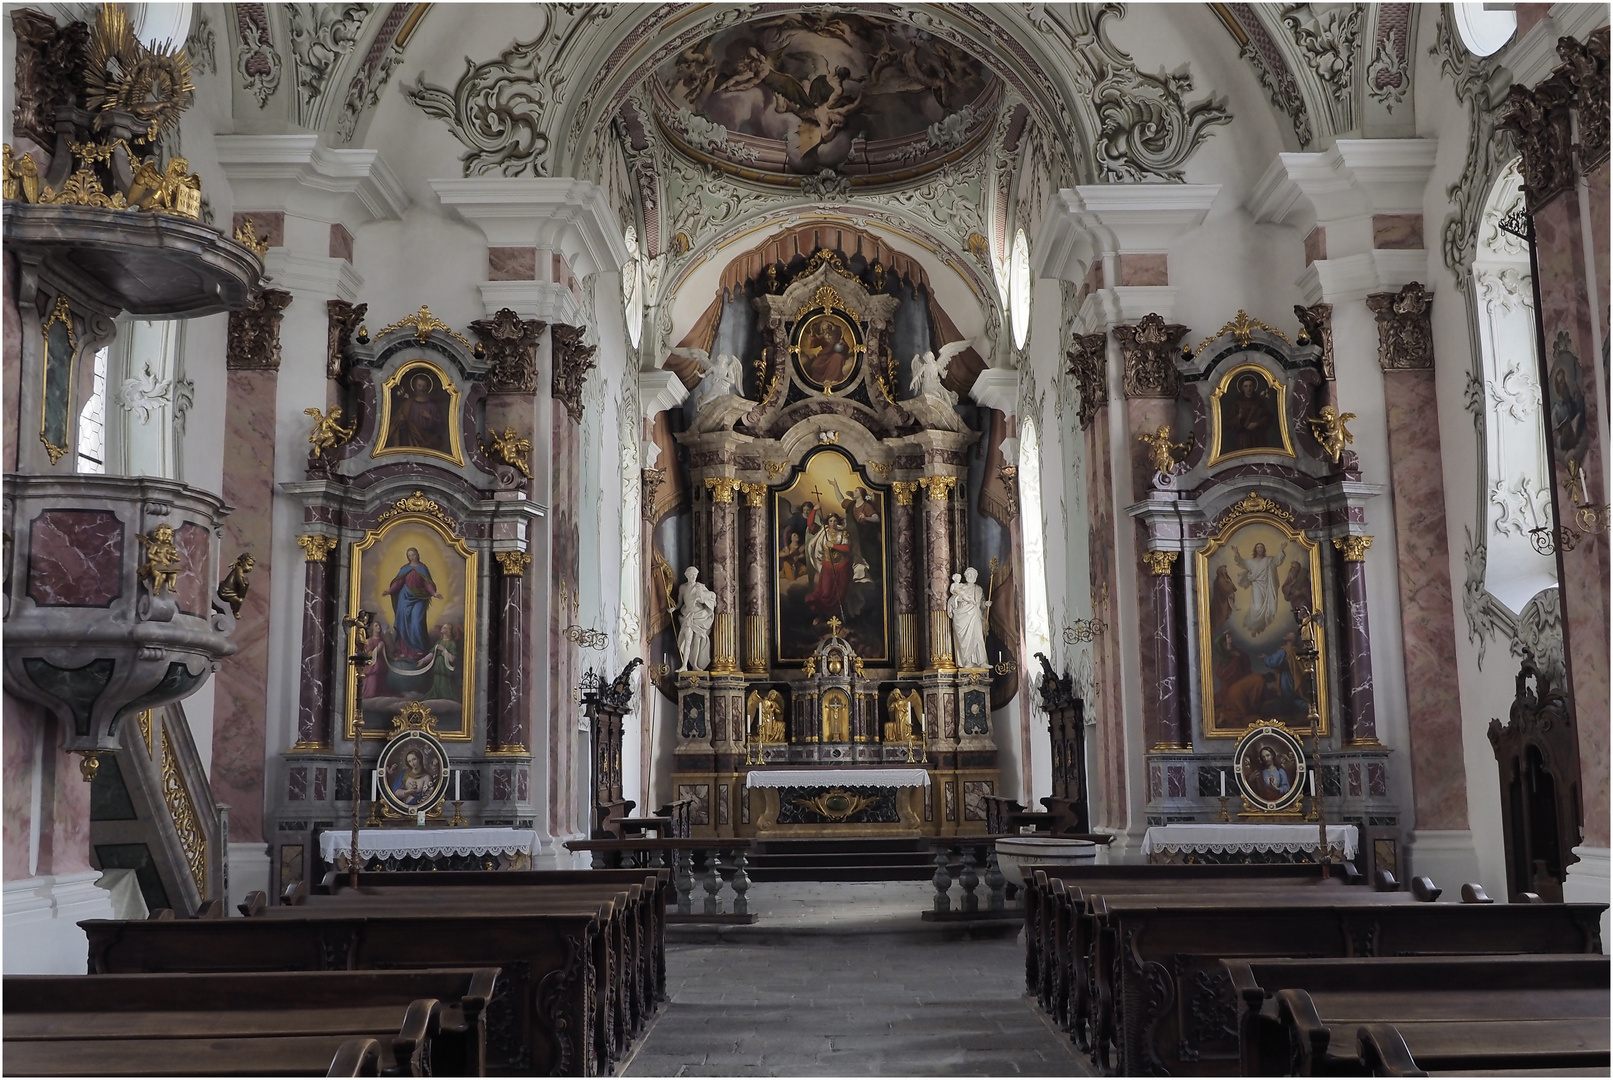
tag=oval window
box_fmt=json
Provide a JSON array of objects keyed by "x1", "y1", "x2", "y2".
[
  {"x1": 1454, "y1": 4, "x2": 1516, "y2": 57},
  {"x1": 1009, "y1": 229, "x2": 1031, "y2": 349}
]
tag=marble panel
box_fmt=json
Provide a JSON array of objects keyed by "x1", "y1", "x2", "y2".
[
  {"x1": 232, "y1": 211, "x2": 284, "y2": 248},
  {"x1": 4, "y1": 251, "x2": 18, "y2": 472},
  {"x1": 1348, "y1": 762, "x2": 1362, "y2": 798},
  {"x1": 944, "y1": 780, "x2": 956, "y2": 822},
  {"x1": 287, "y1": 766, "x2": 307, "y2": 801},
  {"x1": 26, "y1": 510, "x2": 123, "y2": 607},
  {"x1": 296, "y1": 557, "x2": 331, "y2": 746},
  {"x1": 1371, "y1": 214, "x2": 1423, "y2": 250},
  {"x1": 495, "y1": 572, "x2": 527, "y2": 751},
  {"x1": 1149, "y1": 762, "x2": 1163, "y2": 801},
  {"x1": 1514, "y1": 3, "x2": 1551, "y2": 36},
  {"x1": 1118, "y1": 253, "x2": 1169, "y2": 287},
  {"x1": 1367, "y1": 762, "x2": 1388, "y2": 798},
  {"x1": 329, "y1": 224, "x2": 354, "y2": 263},
  {"x1": 313, "y1": 766, "x2": 328, "y2": 802},
  {"x1": 3, "y1": 694, "x2": 37, "y2": 880},
  {"x1": 489, "y1": 247, "x2": 537, "y2": 281},
  {"x1": 1304, "y1": 226, "x2": 1327, "y2": 266},
  {"x1": 493, "y1": 767, "x2": 513, "y2": 801},
  {"x1": 517, "y1": 767, "x2": 529, "y2": 802},
  {"x1": 1166, "y1": 764, "x2": 1187, "y2": 799},
  {"x1": 173, "y1": 522, "x2": 211, "y2": 618},
  {"x1": 1339, "y1": 559, "x2": 1377, "y2": 742},
  {"x1": 1383, "y1": 371, "x2": 1467, "y2": 830},
  {"x1": 717, "y1": 783, "x2": 729, "y2": 825}
]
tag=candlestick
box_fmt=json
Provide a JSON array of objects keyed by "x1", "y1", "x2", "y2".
[{"x1": 1216, "y1": 795, "x2": 1231, "y2": 822}]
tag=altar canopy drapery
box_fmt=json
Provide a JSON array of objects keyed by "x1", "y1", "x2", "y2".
[{"x1": 743, "y1": 768, "x2": 932, "y2": 789}]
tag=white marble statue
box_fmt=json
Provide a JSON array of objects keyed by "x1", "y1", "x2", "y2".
[
  {"x1": 671, "y1": 566, "x2": 717, "y2": 671},
  {"x1": 947, "y1": 566, "x2": 992, "y2": 669},
  {"x1": 673, "y1": 347, "x2": 744, "y2": 412},
  {"x1": 907, "y1": 340, "x2": 974, "y2": 407}
]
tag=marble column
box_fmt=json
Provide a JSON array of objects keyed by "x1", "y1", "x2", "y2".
[
  {"x1": 892, "y1": 482, "x2": 919, "y2": 672},
  {"x1": 1367, "y1": 284, "x2": 1468, "y2": 832},
  {"x1": 919, "y1": 475, "x2": 957, "y2": 670},
  {"x1": 740, "y1": 482, "x2": 769, "y2": 675},
  {"x1": 293, "y1": 535, "x2": 339, "y2": 749},
  {"x1": 704, "y1": 477, "x2": 740, "y2": 675},
  {"x1": 1332, "y1": 535, "x2": 1379, "y2": 745},
  {"x1": 493, "y1": 551, "x2": 531, "y2": 752},
  {"x1": 1142, "y1": 551, "x2": 1185, "y2": 749}
]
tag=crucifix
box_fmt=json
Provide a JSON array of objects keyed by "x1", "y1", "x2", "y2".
[{"x1": 826, "y1": 616, "x2": 844, "y2": 637}]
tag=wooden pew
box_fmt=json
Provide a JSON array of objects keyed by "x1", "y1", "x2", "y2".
[
  {"x1": 1219, "y1": 955, "x2": 1610, "y2": 1076},
  {"x1": 3, "y1": 968, "x2": 497, "y2": 1076},
  {"x1": 82, "y1": 907, "x2": 607, "y2": 1076},
  {"x1": 1357, "y1": 1019, "x2": 1610, "y2": 1077},
  {"x1": 299, "y1": 876, "x2": 662, "y2": 1072},
  {"x1": 1089, "y1": 896, "x2": 1606, "y2": 1076}
]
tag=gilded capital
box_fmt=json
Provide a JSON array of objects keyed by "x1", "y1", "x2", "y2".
[
  {"x1": 891, "y1": 481, "x2": 918, "y2": 506},
  {"x1": 1142, "y1": 550, "x2": 1179, "y2": 575},
  {"x1": 705, "y1": 476, "x2": 741, "y2": 503},
  {"x1": 740, "y1": 481, "x2": 767, "y2": 507},
  {"x1": 918, "y1": 474, "x2": 958, "y2": 502},
  {"x1": 1332, "y1": 535, "x2": 1373, "y2": 561},
  {"x1": 495, "y1": 550, "x2": 532, "y2": 576},
  {"x1": 297, "y1": 534, "x2": 339, "y2": 562}
]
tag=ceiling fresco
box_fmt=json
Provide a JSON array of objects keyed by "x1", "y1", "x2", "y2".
[{"x1": 653, "y1": 12, "x2": 998, "y2": 182}]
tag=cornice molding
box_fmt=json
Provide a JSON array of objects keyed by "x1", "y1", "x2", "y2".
[
  {"x1": 1249, "y1": 139, "x2": 1437, "y2": 231},
  {"x1": 215, "y1": 135, "x2": 409, "y2": 222},
  {"x1": 968, "y1": 369, "x2": 1020, "y2": 416},
  {"x1": 639, "y1": 369, "x2": 688, "y2": 421},
  {"x1": 432, "y1": 177, "x2": 630, "y2": 277}
]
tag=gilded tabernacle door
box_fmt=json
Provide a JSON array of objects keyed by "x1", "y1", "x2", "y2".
[{"x1": 772, "y1": 447, "x2": 891, "y2": 665}]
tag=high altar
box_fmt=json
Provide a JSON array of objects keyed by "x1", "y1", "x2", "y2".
[{"x1": 656, "y1": 251, "x2": 1004, "y2": 837}]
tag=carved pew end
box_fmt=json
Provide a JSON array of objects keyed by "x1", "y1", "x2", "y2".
[
  {"x1": 1460, "y1": 882, "x2": 1494, "y2": 904},
  {"x1": 1410, "y1": 877, "x2": 1442, "y2": 903},
  {"x1": 1374, "y1": 869, "x2": 1400, "y2": 891}
]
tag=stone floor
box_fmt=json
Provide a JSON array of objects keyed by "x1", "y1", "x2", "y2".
[{"x1": 621, "y1": 882, "x2": 1095, "y2": 1077}]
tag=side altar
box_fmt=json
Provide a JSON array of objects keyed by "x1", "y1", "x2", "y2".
[{"x1": 657, "y1": 251, "x2": 1003, "y2": 838}]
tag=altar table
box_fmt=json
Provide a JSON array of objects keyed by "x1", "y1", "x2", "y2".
[
  {"x1": 320, "y1": 827, "x2": 539, "y2": 871},
  {"x1": 1141, "y1": 823, "x2": 1358, "y2": 865},
  {"x1": 742, "y1": 768, "x2": 931, "y2": 789}
]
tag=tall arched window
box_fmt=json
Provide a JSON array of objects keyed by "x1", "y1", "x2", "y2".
[
  {"x1": 1475, "y1": 158, "x2": 1557, "y2": 612},
  {"x1": 76, "y1": 347, "x2": 108, "y2": 474},
  {"x1": 1018, "y1": 417, "x2": 1051, "y2": 660}
]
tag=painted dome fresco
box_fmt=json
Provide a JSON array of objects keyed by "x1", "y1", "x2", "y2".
[{"x1": 653, "y1": 11, "x2": 999, "y2": 184}]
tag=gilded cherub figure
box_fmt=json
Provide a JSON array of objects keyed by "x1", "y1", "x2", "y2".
[
  {"x1": 487, "y1": 426, "x2": 533, "y2": 478},
  {"x1": 137, "y1": 524, "x2": 181, "y2": 594},
  {"x1": 1138, "y1": 424, "x2": 1192, "y2": 475},
  {"x1": 216, "y1": 553, "x2": 256, "y2": 618},
  {"x1": 304, "y1": 406, "x2": 357, "y2": 458},
  {"x1": 1308, "y1": 405, "x2": 1357, "y2": 463}
]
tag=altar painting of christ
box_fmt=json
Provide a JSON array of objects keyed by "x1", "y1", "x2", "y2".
[
  {"x1": 348, "y1": 516, "x2": 477, "y2": 739},
  {"x1": 374, "y1": 360, "x2": 466, "y2": 466},
  {"x1": 773, "y1": 448, "x2": 890, "y2": 664},
  {"x1": 1195, "y1": 510, "x2": 1328, "y2": 738}
]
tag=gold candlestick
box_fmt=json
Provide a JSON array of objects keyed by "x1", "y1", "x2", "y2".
[
  {"x1": 1216, "y1": 795, "x2": 1232, "y2": 822},
  {"x1": 450, "y1": 800, "x2": 466, "y2": 827}
]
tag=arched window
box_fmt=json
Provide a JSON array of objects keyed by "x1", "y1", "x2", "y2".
[
  {"x1": 1009, "y1": 230, "x2": 1032, "y2": 349},
  {"x1": 622, "y1": 226, "x2": 644, "y2": 349},
  {"x1": 1018, "y1": 417, "x2": 1051, "y2": 659},
  {"x1": 1475, "y1": 158, "x2": 1557, "y2": 612},
  {"x1": 76, "y1": 347, "x2": 108, "y2": 474}
]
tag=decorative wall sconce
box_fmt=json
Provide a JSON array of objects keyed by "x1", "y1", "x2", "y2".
[
  {"x1": 1063, "y1": 618, "x2": 1105, "y2": 644},
  {"x1": 564, "y1": 625, "x2": 609, "y2": 650}
]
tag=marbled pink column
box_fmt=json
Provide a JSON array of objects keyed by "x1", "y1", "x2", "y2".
[
  {"x1": 1532, "y1": 189, "x2": 1610, "y2": 848},
  {"x1": 706, "y1": 481, "x2": 738, "y2": 673},
  {"x1": 1086, "y1": 412, "x2": 1126, "y2": 828},
  {"x1": 893, "y1": 485, "x2": 918, "y2": 672},
  {"x1": 3, "y1": 251, "x2": 19, "y2": 472},
  {"x1": 214, "y1": 368, "x2": 276, "y2": 846},
  {"x1": 1144, "y1": 557, "x2": 1185, "y2": 748},
  {"x1": 2, "y1": 693, "x2": 37, "y2": 880},
  {"x1": 742, "y1": 489, "x2": 768, "y2": 674},
  {"x1": 1335, "y1": 549, "x2": 1378, "y2": 744},
  {"x1": 922, "y1": 477, "x2": 955, "y2": 668},
  {"x1": 295, "y1": 547, "x2": 335, "y2": 746},
  {"x1": 1383, "y1": 370, "x2": 1467, "y2": 830},
  {"x1": 495, "y1": 561, "x2": 528, "y2": 751}
]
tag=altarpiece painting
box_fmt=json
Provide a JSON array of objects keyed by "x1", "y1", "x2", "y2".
[
  {"x1": 374, "y1": 359, "x2": 464, "y2": 466},
  {"x1": 1208, "y1": 363, "x2": 1293, "y2": 465}
]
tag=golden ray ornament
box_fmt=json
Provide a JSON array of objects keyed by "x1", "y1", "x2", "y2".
[{"x1": 84, "y1": 3, "x2": 196, "y2": 142}]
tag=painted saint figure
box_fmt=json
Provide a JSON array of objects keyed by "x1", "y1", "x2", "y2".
[
  {"x1": 1253, "y1": 745, "x2": 1291, "y2": 802},
  {"x1": 386, "y1": 547, "x2": 439, "y2": 661},
  {"x1": 391, "y1": 747, "x2": 437, "y2": 806},
  {"x1": 804, "y1": 512, "x2": 854, "y2": 615},
  {"x1": 386, "y1": 370, "x2": 451, "y2": 454},
  {"x1": 1227, "y1": 373, "x2": 1278, "y2": 452},
  {"x1": 1233, "y1": 540, "x2": 1289, "y2": 636}
]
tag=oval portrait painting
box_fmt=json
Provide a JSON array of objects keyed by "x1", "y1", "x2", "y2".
[
  {"x1": 1233, "y1": 722, "x2": 1308, "y2": 813},
  {"x1": 377, "y1": 727, "x2": 449, "y2": 816},
  {"x1": 792, "y1": 312, "x2": 862, "y2": 392}
]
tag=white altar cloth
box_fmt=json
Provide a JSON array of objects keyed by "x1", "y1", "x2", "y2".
[
  {"x1": 319, "y1": 827, "x2": 540, "y2": 863},
  {"x1": 1140, "y1": 823, "x2": 1358, "y2": 860},
  {"x1": 743, "y1": 768, "x2": 931, "y2": 790}
]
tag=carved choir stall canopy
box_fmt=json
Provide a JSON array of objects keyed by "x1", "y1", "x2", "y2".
[
  {"x1": 276, "y1": 305, "x2": 545, "y2": 886},
  {"x1": 1127, "y1": 309, "x2": 1401, "y2": 879},
  {"x1": 663, "y1": 235, "x2": 999, "y2": 838}
]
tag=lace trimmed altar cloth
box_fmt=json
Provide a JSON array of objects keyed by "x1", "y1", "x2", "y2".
[
  {"x1": 1140, "y1": 823, "x2": 1358, "y2": 860},
  {"x1": 743, "y1": 768, "x2": 931, "y2": 789},
  {"x1": 319, "y1": 827, "x2": 539, "y2": 863}
]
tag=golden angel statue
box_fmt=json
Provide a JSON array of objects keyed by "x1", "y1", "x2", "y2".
[
  {"x1": 1138, "y1": 424, "x2": 1191, "y2": 475},
  {"x1": 1308, "y1": 406, "x2": 1357, "y2": 463},
  {"x1": 487, "y1": 426, "x2": 533, "y2": 478},
  {"x1": 304, "y1": 406, "x2": 357, "y2": 457}
]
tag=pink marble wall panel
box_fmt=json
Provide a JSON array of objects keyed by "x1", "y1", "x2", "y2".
[
  {"x1": 232, "y1": 211, "x2": 284, "y2": 248},
  {"x1": 1514, "y1": 3, "x2": 1551, "y2": 35},
  {"x1": 489, "y1": 247, "x2": 537, "y2": 281},
  {"x1": 1086, "y1": 413, "x2": 1126, "y2": 828},
  {"x1": 29, "y1": 717, "x2": 93, "y2": 878},
  {"x1": 1304, "y1": 226, "x2": 1327, "y2": 266},
  {"x1": 1118, "y1": 253, "x2": 1169, "y2": 287},
  {"x1": 4, "y1": 251, "x2": 20, "y2": 472},
  {"x1": 1591, "y1": 164, "x2": 1609, "y2": 358},
  {"x1": 1533, "y1": 191, "x2": 1610, "y2": 847},
  {"x1": 213, "y1": 369, "x2": 277, "y2": 845},
  {"x1": 1382, "y1": 371, "x2": 1468, "y2": 830},
  {"x1": 173, "y1": 522, "x2": 211, "y2": 617},
  {"x1": 3, "y1": 693, "x2": 37, "y2": 880},
  {"x1": 549, "y1": 399, "x2": 580, "y2": 833},
  {"x1": 27, "y1": 510, "x2": 123, "y2": 607},
  {"x1": 328, "y1": 223, "x2": 354, "y2": 263},
  {"x1": 1371, "y1": 214, "x2": 1424, "y2": 250}
]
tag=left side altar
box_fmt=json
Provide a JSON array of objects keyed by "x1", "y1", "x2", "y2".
[{"x1": 271, "y1": 306, "x2": 548, "y2": 883}]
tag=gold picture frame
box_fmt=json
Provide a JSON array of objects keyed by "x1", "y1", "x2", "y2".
[
  {"x1": 372, "y1": 359, "x2": 466, "y2": 467},
  {"x1": 1195, "y1": 500, "x2": 1328, "y2": 738},
  {"x1": 347, "y1": 510, "x2": 477, "y2": 741},
  {"x1": 40, "y1": 295, "x2": 76, "y2": 465},
  {"x1": 789, "y1": 286, "x2": 867, "y2": 395},
  {"x1": 1232, "y1": 719, "x2": 1309, "y2": 814},
  {"x1": 1207, "y1": 362, "x2": 1295, "y2": 466}
]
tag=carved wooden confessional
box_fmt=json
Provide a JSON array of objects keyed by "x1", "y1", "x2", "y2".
[{"x1": 1488, "y1": 658, "x2": 1583, "y2": 902}]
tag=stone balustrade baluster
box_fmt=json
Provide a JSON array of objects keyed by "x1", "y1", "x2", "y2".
[
  {"x1": 984, "y1": 848, "x2": 1006, "y2": 910},
  {"x1": 931, "y1": 850, "x2": 953, "y2": 913},
  {"x1": 959, "y1": 848, "x2": 980, "y2": 912},
  {"x1": 728, "y1": 849, "x2": 751, "y2": 917}
]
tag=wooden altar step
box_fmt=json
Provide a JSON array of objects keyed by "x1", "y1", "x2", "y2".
[{"x1": 744, "y1": 838, "x2": 937, "y2": 882}]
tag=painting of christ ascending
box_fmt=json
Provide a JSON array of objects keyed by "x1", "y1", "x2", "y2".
[{"x1": 773, "y1": 448, "x2": 890, "y2": 663}]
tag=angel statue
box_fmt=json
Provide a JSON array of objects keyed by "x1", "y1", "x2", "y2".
[
  {"x1": 304, "y1": 406, "x2": 357, "y2": 458},
  {"x1": 908, "y1": 340, "x2": 974, "y2": 407},
  {"x1": 672, "y1": 346, "x2": 745, "y2": 412},
  {"x1": 1138, "y1": 424, "x2": 1192, "y2": 476},
  {"x1": 1308, "y1": 405, "x2": 1357, "y2": 463}
]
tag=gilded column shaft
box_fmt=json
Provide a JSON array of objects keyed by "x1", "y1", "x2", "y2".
[{"x1": 294, "y1": 537, "x2": 337, "y2": 748}]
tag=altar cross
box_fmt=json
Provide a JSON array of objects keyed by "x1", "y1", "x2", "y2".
[{"x1": 826, "y1": 616, "x2": 844, "y2": 637}]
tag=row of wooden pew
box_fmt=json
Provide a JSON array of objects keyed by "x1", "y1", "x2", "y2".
[
  {"x1": 1019, "y1": 862, "x2": 1609, "y2": 1076},
  {"x1": 5, "y1": 867, "x2": 672, "y2": 1076}
]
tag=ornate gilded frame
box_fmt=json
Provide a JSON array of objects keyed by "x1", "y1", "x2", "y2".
[
  {"x1": 347, "y1": 506, "x2": 477, "y2": 741},
  {"x1": 1195, "y1": 496, "x2": 1329, "y2": 737},
  {"x1": 372, "y1": 359, "x2": 466, "y2": 467},
  {"x1": 39, "y1": 295, "x2": 77, "y2": 465},
  {"x1": 1207, "y1": 362, "x2": 1296, "y2": 466},
  {"x1": 1232, "y1": 719, "x2": 1309, "y2": 813},
  {"x1": 788, "y1": 285, "x2": 868, "y2": 395},
  {"x1": 375, "y1": 709, "x2": 451, "y2": 816}
]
